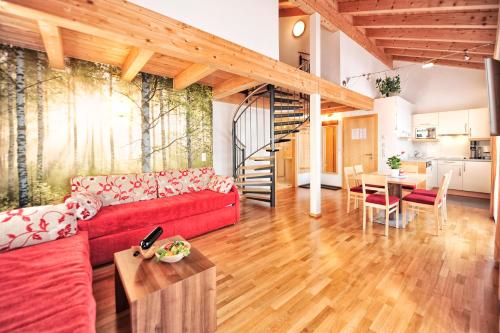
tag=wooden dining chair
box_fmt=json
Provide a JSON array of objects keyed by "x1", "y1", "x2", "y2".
[
  {"x1": 345, "y1": 166, "x2": 377, "y2": 213},
  {"x1": 361, "y1": 174, "x2": 400, "y2": 237},
  {"x1": 402, "y1": 172, "x2": 451, "y2": 235},
  {"x1": 401, "y1": 164, "x2": 419, "y2": 194},
  {"x1": 410, "y1": 170, "x2": 453, "y2": 225}
]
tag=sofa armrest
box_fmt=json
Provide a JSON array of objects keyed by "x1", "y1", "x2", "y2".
[{"x1": 230, "y1": 185, "x2": 240, "y2": 222}]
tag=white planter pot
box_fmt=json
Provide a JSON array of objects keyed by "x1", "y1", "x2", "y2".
[{"x1": 390, "y1": 169, "x2": 400, "y2": 177}]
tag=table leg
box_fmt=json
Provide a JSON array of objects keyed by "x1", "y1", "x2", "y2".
[
  {"x1": 115, "y1": 265, "x2": 129, "y2": 313},
  {"x1": 388, "y1": 183, "x2": 403, "y2": 219}
]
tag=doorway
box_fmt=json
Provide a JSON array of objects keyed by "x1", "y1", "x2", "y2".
[
  {"x1": 342, "y1": 114, "x2": 378, "y2": 187},
  {"x1": 275, "y1": 137, "x2": 296, "y2": 189}
]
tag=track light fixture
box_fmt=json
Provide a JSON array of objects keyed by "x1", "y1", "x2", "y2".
[{"x1": 464, "y1": 51, "x2": 471, "y2": 62}]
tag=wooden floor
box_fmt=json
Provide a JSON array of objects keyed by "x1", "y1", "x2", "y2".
[{"x1": 93, "y1": 188, "x2": 499, "y2": 333}]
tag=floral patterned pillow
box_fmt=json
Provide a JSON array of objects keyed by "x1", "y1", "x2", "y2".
[
  {"x1": 156, "y1": 168, "x2": 215, "y2": 197},
  {"x1": 65, "y1": 191, "x2": 103, "y2": 220},
  {"x1": 71, "y1": 173, "x2": 157, "y2": 206},
  {"x1": 0, "y1": 203, "x2": 77, "y2": 253},
  {"x1": 208, "y1": 175, "x2": 234, "y2": 194}
]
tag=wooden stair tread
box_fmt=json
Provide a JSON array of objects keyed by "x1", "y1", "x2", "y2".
[
  {"x1": 240, "y1": 164, "x2": 274, "y2": 170},
  {"x1": 244, "y1": 194, "x2": 272, "y2": 201},
  {"x1": 242, "y1": 188, "x2": 272, "y2": 193},
  {"x1": 250, "y1": 156, "x2": 275, "y2": 161},
  {"x1": 237, "y1": 172, "x2": 273, "y2": 178},
  {"x1": 236, "y1": 181, "x2": 272, "y2": 186}
]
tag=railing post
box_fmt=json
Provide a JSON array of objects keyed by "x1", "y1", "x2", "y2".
[
  {"x1": 232, "y1": 120, "x2": 237, "y2": 178},
  {"x1": 268, "y1": 84, "x2": 276, "y2": 207}
]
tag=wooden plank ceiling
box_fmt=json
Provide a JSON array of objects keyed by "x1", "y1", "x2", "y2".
[
  {"x1": 0, "y1": 0, "x2": 371, "y2": 112},
  {"x1": 282, "y1": 0, "x2": 499, "y2": 70}
]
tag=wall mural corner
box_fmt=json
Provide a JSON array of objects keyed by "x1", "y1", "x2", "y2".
[{"x1": 0, "y1": 44, "x2": 213, "y2": 210}]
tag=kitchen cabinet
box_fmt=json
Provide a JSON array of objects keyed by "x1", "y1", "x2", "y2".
[
  {"x1": 468, "y1": 108, "x2": 490, "y2": 139},
  {"x1": 428, "y1": 160, "x2": 438, "y2": 189},
  {"x1": 438, "y1": 110, "x2": 468, "y2": 135},
  {"x1": 413, "y1": 113, "x2": 438, "y2": 127},
  {"x1": 438, "y1": 160, "x2": 463, "y2": 190},
  {"x1": 375, "y1": 96, "x2": 413, "y2": 139},
  {"x1": 463, "y1": 161, "x2": 491, "y2": 193}
]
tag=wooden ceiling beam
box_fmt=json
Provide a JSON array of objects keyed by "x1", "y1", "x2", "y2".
[
  {"x1": 353, "y1": 11, "x2": 498, "y2": 29},
  {"x1": 289, "y1": 0, "x2": 393, "y2": 68},
  {"x1": 366, "y1": 28, "x2": 497, "y2": 43},
  {"x1": 213, "y1": 76, "x2": 260, "y2": 100},
  {"x1": 0, "y1": 0, "x2": 373, "y2": 110},
  {"x1": 37, "y1": 21, "x2": 64, "y2": 69},
  {"x1": 375, "y1": 39, "x2": 495, "y2": 55},
  {"x1": 121, "y1": 47, "x2": 154, "y2": 82},
  {"x1": 385, "y1": 48, "x2": 489, "y2": 63},
  {"x1": 393, "y1": 55, "x2": 485, "y2": 69},
  {"x1": 279, "y1": 8, "x2": 306, "y2": 17},
  {"x1": 173, "y1": 63, "x2": 216, "y2": 90},
  {"x1": 339, "y1": 0, "x2": 500, "y2": 16},
  {"x1": 322, "y1": 106, "x2": 356, "y2": 114}
]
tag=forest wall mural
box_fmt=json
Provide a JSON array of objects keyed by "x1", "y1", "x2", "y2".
[{"x1": 0, "y1": 45, "x2": 213, "y2": 210}]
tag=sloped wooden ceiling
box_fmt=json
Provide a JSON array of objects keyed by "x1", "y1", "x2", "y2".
[
  {"x1": 0, "y1": 0, "x2": 372, "y2": 111},
  {"x1": 283, "y1": 0, "x2": 500, "y2": 70}
]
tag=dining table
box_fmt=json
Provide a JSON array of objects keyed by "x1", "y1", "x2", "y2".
[{"x1": 354, "y1": 171, "x2": 427, "y2": 228}]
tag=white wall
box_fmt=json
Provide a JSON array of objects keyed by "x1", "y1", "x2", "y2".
[
  {"x1": 339, "y1": 33, "x2": 389, "y2": 98},
  {"x1": 279, "y1": 15, "x2": 310, "y2": 68},
  {"x1": 129, "y1": 0, "x2": 279, "y2": 59},
  {"x1": 212, "y1": 101, "x2": 234, "y2": 176},
  {"x1": 394, "y1": 61, "x2": 488, "y2": 113}
]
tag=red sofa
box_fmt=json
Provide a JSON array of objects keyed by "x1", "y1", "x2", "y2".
[
  {"x1": 80, "y1": 186, "x2": 240, "y2": 266},
  {"x1": 71, "y1": 169, "x2": 240, "y2": 266},
  {"x1": 0, "y1": 231, "x2": 96, "y2": 333}
]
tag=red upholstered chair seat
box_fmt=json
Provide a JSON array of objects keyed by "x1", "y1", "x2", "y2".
[
  {"x1": 366, "y1": 194, "x2": 399, "y2": 205},
  {"x1": 411, "y1": 189, "x2": 438, "y2": 197},
  {"x1": 350, "y1": 186, "x2": 377, "y2": 194},
  {"x1": 403, "y1": 193, "x2": 439, "y2": 205},
  {"x1": 402, "y1": 184, "x2": 416, "y2": 190}
]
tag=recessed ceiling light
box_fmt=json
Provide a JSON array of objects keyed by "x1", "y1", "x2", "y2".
[
  {"x1": 422, "y1": 62, "x2": 434, "y2": 69},
  {"x1": 292, "y1": 20, "x2": 305, "y2": 38}
]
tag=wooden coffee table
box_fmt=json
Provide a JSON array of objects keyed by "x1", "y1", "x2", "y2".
[{"x1": 114, "y1": 236, "x2": 216, "y2": 333}]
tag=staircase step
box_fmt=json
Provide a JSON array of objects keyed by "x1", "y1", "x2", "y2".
[
  {"x1": 265, "y1": 147, "x2": 280, "y2": 152},
  {"x1": 250, "y1": 156, "x2": 275, "y2": 161},
  {"x1": 274, "y1": 105, "x2": 303, "y2": 111},
  {"x1": 274, "y1": 120, "x2": 303, "y2": 126},
  {"x1": 274, "y1": 138, "x2": 291, "y2": 144},
  {"x1": 244, "y1": 194, "x2": 272, "y2": 203},
  {"x1": 236, "y1": 181, "x2": 273, "y2": 186},
  {"x1": 274, "y1": 97, "x2": 301, "y2": 103},
  {"x1": 240, "y1": 164, "x2": 274, "y2": 171},
  {"x1": 237, "y1": 172, "x2": 273, "y2": 179},
  {"x1": 242, "y1": 188, "x2": 272, "y2": 194},
  {"x1": 274, "y1": 112, "x2": 304, "y2": 118},
  {"x1": 275, "y1": 129, "x2": 300, "y2": 135}
]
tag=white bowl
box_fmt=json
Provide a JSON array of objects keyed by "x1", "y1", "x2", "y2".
[{"x1": 155, "y1": 241, "x2": 191, "y2": 263}]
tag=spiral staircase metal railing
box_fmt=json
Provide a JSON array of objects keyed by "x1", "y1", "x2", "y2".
[{"x1": 232, "y1": 60, "x2": 310, "y2": 206}]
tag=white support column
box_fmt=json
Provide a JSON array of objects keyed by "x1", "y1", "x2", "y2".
[{"x1": 309, "y1": 12, "x2": 322, "y2": 217}]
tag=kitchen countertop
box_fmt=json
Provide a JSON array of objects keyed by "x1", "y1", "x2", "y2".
[{"x1": 403, "y1": 157, "x2": 491, "y2": 163}]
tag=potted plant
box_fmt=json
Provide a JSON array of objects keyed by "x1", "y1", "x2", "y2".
[
  {"x1": 386, "y1": 153, "x2": 403, "y2": 177},
  {"x1": 375, "y1": 75, "x2": 401, "y2": 97}
]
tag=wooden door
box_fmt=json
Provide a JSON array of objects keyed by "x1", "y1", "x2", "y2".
[{"x1": 343, "y1": 115, "x2": 378, "y2": 186}]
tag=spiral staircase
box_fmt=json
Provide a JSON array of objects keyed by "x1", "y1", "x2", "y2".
[{"x1": 232, "y1": 61, "x2": 310, "y2": 206}]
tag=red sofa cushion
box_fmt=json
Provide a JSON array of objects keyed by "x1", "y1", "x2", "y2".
[
  {"x1": 78, "y1": 189, "x2": 237, "y2": 240},
  {"x1": 366, "y1": 194, "x2": 399, "y2": 206},
  {"x1": 0, "y1": 232, "x2": 95, "y2": 333},
  {"x1": 412, "y1": 189, "x2": 438, "y2": 197},
  {"x1": 403, "y1": 193, "x2": 438, "y2": 205}
]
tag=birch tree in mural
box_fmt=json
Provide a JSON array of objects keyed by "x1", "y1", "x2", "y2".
[
  {"x1": 15, "y1": 48, "x2": 29, "y2": 208},
  {"x1": 141, "y1": 72, "x2": 152, "y2": 173},
  {"x1": 7, "y1": 51, "x2": 15, "y2": 203},
  {"x1": 34, "y1": 52, "x2": 45, "y2": 205}
]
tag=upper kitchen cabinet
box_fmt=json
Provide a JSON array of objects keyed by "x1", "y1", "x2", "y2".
[
  {"x1": 413, "y1": 113, "x2": 438, "y2": 128},
  {"x1": 468, "y1": 108, "x2": 490, "y2": 140},
  {"x1": 438, "y1": 110, "x2": 469, "y2": 135},
  {"x1": 375, "y1": 96, "x2": 413, "y2": 138}
]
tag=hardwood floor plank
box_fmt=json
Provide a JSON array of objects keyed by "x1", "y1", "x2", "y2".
[{"x1": 93, "y1": 188, "x2": 498, "y2": 333}]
